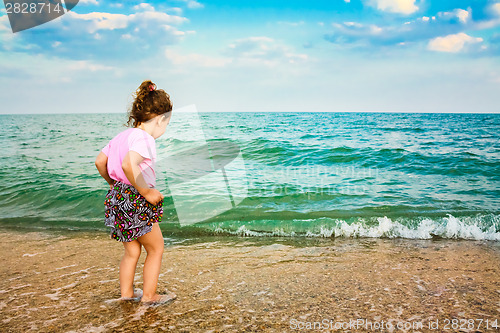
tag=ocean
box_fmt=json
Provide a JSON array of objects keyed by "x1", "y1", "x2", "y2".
[{"x1": 0, "y1": 112, "x2": 499, "y2": 241}]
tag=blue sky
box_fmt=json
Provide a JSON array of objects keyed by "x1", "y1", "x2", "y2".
[{"x1": 1, "y1": 0, "x2": 499, "y2": 113}]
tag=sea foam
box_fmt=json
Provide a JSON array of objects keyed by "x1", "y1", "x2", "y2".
[{"x1": 213, "y1": 214, "x2": 500, "y2": 241}]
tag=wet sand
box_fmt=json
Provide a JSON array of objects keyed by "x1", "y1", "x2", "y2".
[{"x1": 1, "y1": 228, "x2": 499, "y2": 332}]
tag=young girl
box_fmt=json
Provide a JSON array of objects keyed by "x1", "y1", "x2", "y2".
[{"x1": 95, "y1": 80, "x2": 176, "y2": 306}]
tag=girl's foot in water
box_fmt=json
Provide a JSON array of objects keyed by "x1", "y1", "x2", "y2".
[
  {"x1": 141, "y1": 291, "x2": 177, "y2": 306},
  {"x1": 119, "y1": 289, "x2": 143, "y2": 302}
]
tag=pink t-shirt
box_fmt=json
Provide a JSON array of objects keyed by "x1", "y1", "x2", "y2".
[{"x1": 101, "y1": 128, "x2": 157, "y2": 188}]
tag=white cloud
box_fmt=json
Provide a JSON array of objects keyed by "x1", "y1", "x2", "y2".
[
  {"x1": 0, "y1": 16, "x2": 25, "y2": 49},
  {"x1": 225, "y1": 37, "x2": 308, "y2": 65},
  {"x1": 227, "y1": 36, "x2": 274, "y2": 51},
  {"x1": 473, "y1": 3, "x2": 500, "y2": 29},
  {"x1": 0, "y1": 14, "x2": 10, "y2": 31},
  {"x1": 163, "y1": 37, "x2": 308, "y2": 69},
  {"x1": 133, "y1": 11, "x2": 187, "y2": 25},
  {"x1": 185, "y1": 0, "x2": 204, "y2": 9},
  {"x1": 66, "y1": 12, "x2": 128, "y2": 33},
  {"x1": 168, "y1": 7, "x2": 183, "y2": 14},
  {"x1": 427, "y1": 32, "x2": 483, "y2": 53},
  {"x1": 0, "y1": 5, "x2": 190, "y2": 61},
  {"x1": 133, "y1": 3, "x2": 155, "y2": 11},
  {"x1": 67, "y1": 60, "x2": 115, "y2": 72},
  {"x1": 437, "y1": 8, "x2": 471, "y2": 24},
  {"x1": 0, "y1": 52, "x2": 119, "y2": 84},
  {"x1": 326, "y1": 7, "x2": 479, "y2": 48},
  {"x1": 343, "y1": 22, "x2": 362, "y2": 27},
  {"x1": 330, "y1": 21, "x2": 387, "y2": 39},
  {"x1": 492, "y1": 3, "x2": 500, "y2": 17},
  {"x1": 455, "y1": 9, "x2": 470, "y2": 24},
  {"x1": 165, "y1": 49, "x2": 230, "y2": 67},
  {"x1": 65, "y1": 10, "x2": 187, "y2": 34},
  {"x1": 366, "y1": 0, "x2": 418, "y2": 15},
  {"x1": 163, "y1": 24, "x2": 189, "y2": 36},
  {"x1": 79, "y1": 0, "x2": 99, "y2": 5}
]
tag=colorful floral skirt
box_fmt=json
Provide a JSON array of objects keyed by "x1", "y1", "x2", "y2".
[{"x1": 104, "y1": 180, "x2": 163, "y2": 242}]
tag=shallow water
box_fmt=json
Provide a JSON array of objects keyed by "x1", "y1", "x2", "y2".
[{"x1": 1, "y1": 229, "x2": 499, "y2": 332}]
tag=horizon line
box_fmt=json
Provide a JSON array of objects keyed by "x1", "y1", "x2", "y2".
[{"x1": 1, "y1": 110, "x2": 499, "y2": 115}]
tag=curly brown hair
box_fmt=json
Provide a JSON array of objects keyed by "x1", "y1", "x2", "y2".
[{"x1": 126, "y1": 80, "x2": 173, "y2": 128}]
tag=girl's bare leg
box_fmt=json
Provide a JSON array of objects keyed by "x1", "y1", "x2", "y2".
[
  {"x1": 120, "y1": 239, "x2": 142, "y2": 298},
  {"x1": 137, "y1": 223, "x2": 167, "y2": 302}
]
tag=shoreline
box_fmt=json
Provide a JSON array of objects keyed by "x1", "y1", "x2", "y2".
[{"x1": 1, "y1": 228, "x2": 499, "y2": 332}]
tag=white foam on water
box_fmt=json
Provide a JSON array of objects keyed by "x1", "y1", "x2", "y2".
[
  {"x1": 440, "y1": 214, "x2": 499, "y2": 240},
  {"x1": 331, "y1": 216, "x2": 436, "y2": 239},
  {"x1": 10, "y1": 284, "x2": 32, "y2": 291},
  {"x1": 212, "y1": 214, "x2": 500, "y2": 241},
  {"x1": 55, "y1": 264, "x2": 78, "y2": 270},
  {"x1": 194, "y1": 281, "x2": 214, "y2": 294},
  {"x1": 328, "y1": 214, "x2": 500, "y2": 240},
  {"x1": 215, "y1": 225, "x2": 297, "y2": 237},
  {"x1": 59, "y1": 266, "x2": 95, "y2": 278},
  {"x1": 22, "y1": 252, "x2": 47, "y2": 257}
]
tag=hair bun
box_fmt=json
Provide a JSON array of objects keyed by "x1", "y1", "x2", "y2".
[{"x1": 126, "y1": 79, "x2": 173, "y2": 128}]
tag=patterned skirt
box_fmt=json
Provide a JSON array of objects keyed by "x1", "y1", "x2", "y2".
[{"x1": 104, "y1": 180, "x2": 163, "y2": 242}]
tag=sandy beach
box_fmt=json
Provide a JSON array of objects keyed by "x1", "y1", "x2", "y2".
[{"x1": 1, "y1": 228, "x2": 499, "y2": 332}]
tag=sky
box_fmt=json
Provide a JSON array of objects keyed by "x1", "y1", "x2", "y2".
[{"x1": 1, "y1": 0, "x2": 499, "y2": 114}]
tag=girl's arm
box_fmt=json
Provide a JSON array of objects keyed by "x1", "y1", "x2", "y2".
[
  {"x1": 95, "y1": 152, "x2": 114, "y2": 189},
  {"x1": 122, "y1": 150, "x2": 163, "y2": 205}
]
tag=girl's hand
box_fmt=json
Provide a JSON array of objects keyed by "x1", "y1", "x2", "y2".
[
  {"x1": 143, "y1": 188, "x2": 164, "y2": 206},
  {"x1": 109, "y1": 183, "x2": 114, "y2": 190}
]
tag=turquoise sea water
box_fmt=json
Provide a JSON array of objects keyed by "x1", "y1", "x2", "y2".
[{"x1": 0, "y1": 112, "x2": 499, "y2": 240}]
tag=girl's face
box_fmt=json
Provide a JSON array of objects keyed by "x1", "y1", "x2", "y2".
[{"x1": 153, "y1": 112, "x2": 172, "y2": 138}]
